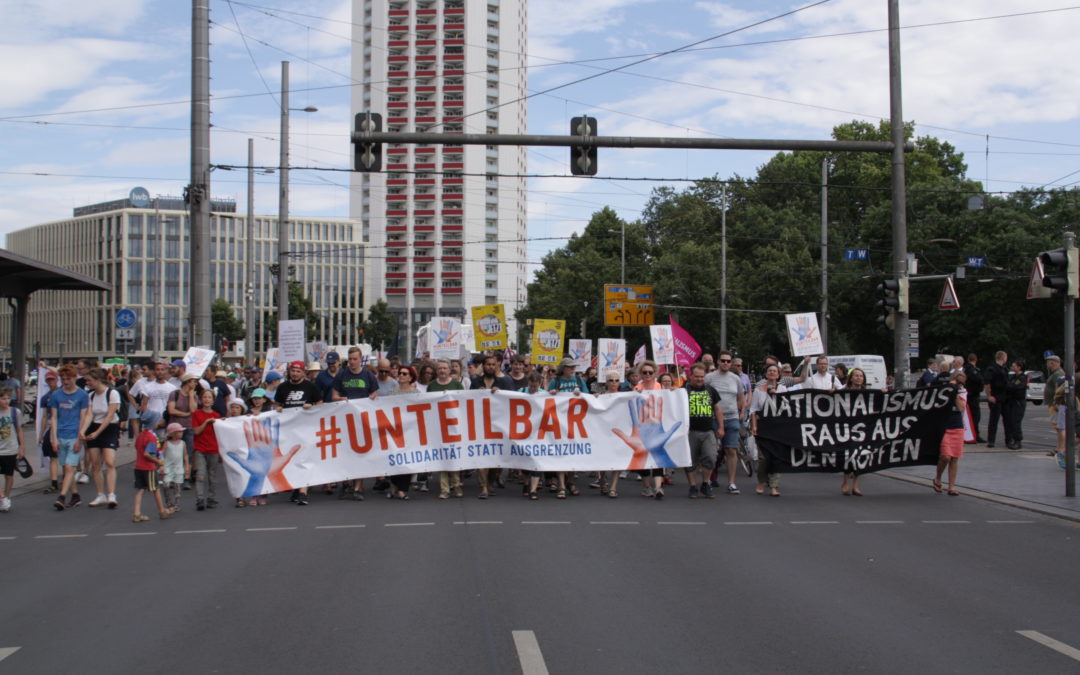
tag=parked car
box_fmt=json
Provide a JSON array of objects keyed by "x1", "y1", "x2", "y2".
[{"x1": 1025, "y1": 370, "x2": 1045, "y2": 405}]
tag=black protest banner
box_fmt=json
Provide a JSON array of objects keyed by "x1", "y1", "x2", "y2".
[{"x1": 755, "y1": 387, "x2": 956, "y2": 474}]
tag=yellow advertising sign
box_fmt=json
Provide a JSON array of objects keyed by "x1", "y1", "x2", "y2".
[
  {"x1": 531, "y1": 319, "x2": 566, "y2": 364},
  {"x1": 471, "y1": 303, "x2": 507, "y2": 351},
  {"x1": 604, "y1": 284, "x2": 655, "y2": 327}
]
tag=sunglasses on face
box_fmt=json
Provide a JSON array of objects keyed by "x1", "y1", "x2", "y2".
[
  {"x1": 641, "y1": 370, "x2": 654, "y2": 375},
  {"x1": 718, "y1": 359, "x2": 732, "y2": 363}
]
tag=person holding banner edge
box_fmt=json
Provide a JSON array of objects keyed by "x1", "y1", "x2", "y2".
[
  {"x1": 840, "y1": 368, "x2": 870, "y2": 496},
  {"x1": 750, "y1": 364, "x2": 786, "y2": 497},
  {"x1": 934, "y1": 369, "x2": 968, "y2": 496}
]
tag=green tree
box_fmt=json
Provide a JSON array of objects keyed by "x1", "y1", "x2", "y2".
[
  {"x1": 264, "y1": 282, "x2": 320, "y2": 341},
  {"x1": 360, "y1": 299, "x2": 398, "y2": 350},
  {"x1": 211, "y1": 298, "x2": 245, "y2": 342}
]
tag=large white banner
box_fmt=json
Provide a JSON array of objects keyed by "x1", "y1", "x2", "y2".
[{"x1": 214, "y1": 390, "x2": 690, "y2": 498}]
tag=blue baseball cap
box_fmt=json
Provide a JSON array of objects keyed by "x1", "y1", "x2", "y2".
[
  {"x1": 264, "y1": 371, "x2": 283, "y2": 383},
  {"x1": 326, "y1": 351, "x2": 340, "y2": 364},
  {"x1": 171, "y1": 359, "x2": 186, "y2": 367}
]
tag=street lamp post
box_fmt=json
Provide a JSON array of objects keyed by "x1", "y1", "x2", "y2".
[
  {"x1": 276, "y1": 60, "x2": 317, "y2": 329},
  {"x1": 719, "y1": 185, "x2": 728, "y2": 350}
]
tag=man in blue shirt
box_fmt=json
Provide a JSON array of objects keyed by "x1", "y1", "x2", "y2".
[{"x1": 48, "y1": 364, "x2": 89, "y2": 510}]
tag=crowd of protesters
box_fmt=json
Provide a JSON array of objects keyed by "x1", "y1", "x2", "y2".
[{"x1": 1, "y1": 347, "x2": 1075, "y2": 518}]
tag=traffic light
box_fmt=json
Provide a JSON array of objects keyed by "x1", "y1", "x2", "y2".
[
  {"x1": 1039, "y1": 246, "x2": 1078, "y2": 297},
  {"x1": 570, "y1": 116, "x2": 597, "y2": 176},
  {"x1": 876, "y1": 278, "x2": 909, "y2": 328},
  {"x1": 354, "y1": 112, "x2": 382, "y2": 172},
  {"x1": 220, "y1": 338, "x2": 230, "y2": 354}
]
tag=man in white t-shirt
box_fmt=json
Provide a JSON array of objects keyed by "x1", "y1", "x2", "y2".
[
  {"x1": 704, "y1": 349, "x2": 746, "y2": 494},
  {"x1": 806, "y1": 355, "x2": 842, "y2": 391},
  {"x1": 138, "y1": 362, "x2": 177, "y2": 433}
]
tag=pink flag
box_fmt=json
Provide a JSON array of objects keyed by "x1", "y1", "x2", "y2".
[
  {"x1": 633, "y1": 344, "x2": 646, "y2": 366},
  {"x1": 669, "y1": 316, "x2": 702, "y2": 367}
]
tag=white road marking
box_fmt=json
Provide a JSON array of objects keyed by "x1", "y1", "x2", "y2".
[
  {"x1": 512, "y1": 630, "x2": 550, "y2": 675},
  {"x1": 246, "y1": 527, "x2": 298, "y2": 532},
  {"x1": 34, "y1": 534, "x2": 87, "y2": 539},
  {"x1": 175, "y1": 529, "x2": 226, "y2": 534},
  {"x1": 521, "y1": 521, "x2": 571, "y2": 525},
  {"x1": 987, "y1": 520, "x2": 1035, "y2": 524},
  {"x1": 657, "y1": 521, "x2": 706, "y2": 525},
  {"x1": 384, "y1": 522, "x2": 434, "y2": 527},
  {"x1": 315, "y1": 524, "x2": 366, "y2": 529},
  {"x1": 0, "y1": 647, "x2": 19, "y2": 663},
  {"x1": 856, "y1": 520, "x2": 904, "y2": 524},
  {"x1": 452, "y1": 520, "x2": 503, "y2": 525},
  {"x1": 723, "y1": 521, "x2": 773, "y2": 526},
  {"x1": 791, "y1": 521, "x2": 839, "y2": 525},
  {"x1": 0, "y1": 536, "x2": 16, "y2": 540},
  {"x1": 1017, "y1": 630, "x2": 1080, "y2": 662},
  {"x1": 589, "y1": 521, "x2": 639, "y2": 525},
  {"x1": 105, "y1": 532, "x2": 156, "y2": 537},
  {"x1": 922, "y1": 520, "x2": 971, "y2": 524}
]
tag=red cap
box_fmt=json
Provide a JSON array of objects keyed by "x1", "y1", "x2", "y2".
[{"x1": 289, "y1": 360, "x2": 305, "y2": 371}]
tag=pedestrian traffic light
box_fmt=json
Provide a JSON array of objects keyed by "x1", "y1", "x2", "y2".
[
  {"x1": 876, "y1": 278, "x2": 908, "y2": 328},
  {"x1": 1038, "y1": 246, "x2": 1078, "y2": 297},
  {"x1": 221, "y1": 338, "x2": 230, "y2": 354},
  {"x1": 354, "y1": 112, "x2": 382, "y2": 172},
  {"x1": 570, "y1": 116, "x2": 597, "y2": 176}
]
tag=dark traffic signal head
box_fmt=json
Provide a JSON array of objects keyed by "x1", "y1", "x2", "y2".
[
  {"x1": 1039, "y1": 247, "x2": 1078, "y2": 297},
  {"x1": 353, "y1": 112, "x2": 383, "y2": 172},
  {"x1": 570, "y1": 116, "x2": 597, "y2": 176}
]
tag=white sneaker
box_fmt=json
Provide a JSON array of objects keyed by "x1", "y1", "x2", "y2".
[
  {"x1": 88, "y1": 494, "x2": 109, "y2": 507},
  {"x1": 727, "y1": 484, "x2": 740, "y2": 495},
  {"x1": 107, "y1": 493, "x2": 118, "y2": 509},
  {"x1": 0, "y1": 497, "x2": 11, "y2": 512},
  {"x1": 76, "y1": 472, "x2": 90, "y2": 484}
]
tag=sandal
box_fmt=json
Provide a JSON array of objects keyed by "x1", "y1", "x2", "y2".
[
  {"x1": 947, "y1": 490, "x2": 960, "y2": 496},
  {"x1": 132, "y1": 514, "x2": 150, "y2": 523},
  {"x1": 608, "y1": 491, "x2": 618, "y2": 499},
  {"x1": 528, "y1": 491, "x2": 539, "y2": 501},
  {"x1": 770, "y1": 488, "x2": 781, "y2": 497},
  {"x1": 852, "y1": 489, "x2": 863, "y2": 497},
  {"x1": 556, "y1": 489, "x2": 567, "y2": 499},
  {"x1": 932, "y1": 478, "x2": 943, "y2": 493},
  {"x1": 159, "y1": 511, "x2": 172, "y2": 520},
  {"x1": 568, "y1": 485, "x2": 580, "y2": 497}
]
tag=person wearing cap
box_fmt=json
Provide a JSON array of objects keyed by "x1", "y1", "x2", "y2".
[
  {"x1": 38, "y1": 370, "x2": 62, "y2": 493},
  {"x1": 247, "y1": 388, "x2": 270, "y2": 417},
  {"x1": 161, "y1": 422, "x2": 189, "y2": 512},
  {"x1": 316, "y1": 351, "x2": 342, "y2": 400},
  {"x1": 1045, "y1": 354, "x2": 1068, "y2": 459},
  {"x1": 305, "y1": 361, "x2": 321, "y2": 383},
  {"x1": 274, "y1": 361, "x2": 323, "y2": 506},
  {"x1": 203, "y1": 364, "x2": 233, "y2": 417},
  {"x1": 0, "y1": 386, "x2": 26, "y2": 512},
  {"x1": 548, "y1": 357, "x2": 586, "y2": 395},
  {"x1": 263, "y1": 371, "x2": 284, "y2": 398},
  {"x1": 167, "y1": 359, "x2": 188, "y2": 388}
]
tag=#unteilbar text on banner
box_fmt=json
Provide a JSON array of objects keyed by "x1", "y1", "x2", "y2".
[
  {"x1": 755, "y1": 387, "x2": 955, "y2": 474},
  {"x1": 214, "y1": 390, "x2": 690, "y2": 498}
]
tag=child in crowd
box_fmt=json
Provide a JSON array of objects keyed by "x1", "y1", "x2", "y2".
[
  {"x1": 133, "y1": 426, "x2": 169, "y2": 522},
  {"x1": 191, "y1": 388, "x2": 220, "y2": 511},
  {"x1": 162, "y1": 423, "x2": 189, "y2": 512},
  {"x1": 226, "y1": 401, "x2": 247, "y2": 507},
  {"x1": 0, "y1": 388, "x2": 26, "y2": 512}
]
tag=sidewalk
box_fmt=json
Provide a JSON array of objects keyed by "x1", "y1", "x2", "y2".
[
  {"x1": 882, "y1": 446, "x2": 1080, "y2": 522},
  {"x1": 11, "y1": 424, "x2": 139, "y2": 498}
]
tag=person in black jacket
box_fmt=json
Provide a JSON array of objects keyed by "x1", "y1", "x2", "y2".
[
  {"x1": 963, "y1": 353, "x2": 985, "y2": 442},
  {"x1": 983, "y1": 350, "x2": 1008, "y2": 448},
  {"x1": 1003, "y1": 360, "x2": 1028, "y2": 450}
]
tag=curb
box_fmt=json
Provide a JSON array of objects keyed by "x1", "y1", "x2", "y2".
[{"x1": 880, "y1": 471, "x2": 1080, "y2": 524}]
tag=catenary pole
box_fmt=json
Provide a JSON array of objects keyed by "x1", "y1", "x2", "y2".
[
  {"x1": 1064, "y1": 231, "x2": 1076, "y2": 497},
  {"x1": 277, "y1": 61, "x2": 291, "y2": 325},
  {"x1": 821, "y1": 157, "x2": 829, "y2": 353},
  {"x1": 888, "y1": 0, "x2": 909, "y2": 389},
  {"x1": 189, "y1": 0, "x2": 211, "y2": 350},
  {"x1": 246, "y1": 138, "x2": 255, "y2": 364}
]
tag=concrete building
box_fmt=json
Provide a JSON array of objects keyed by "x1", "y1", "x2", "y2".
[
  {"x1": 350, "y1": 0, "x2": 528, "y2": 353},
  {"x1": 0, "y1": 195, "x2": 366, "y2": 362}
]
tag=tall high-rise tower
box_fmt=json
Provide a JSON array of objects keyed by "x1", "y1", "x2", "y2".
[{"x1": 351, "y1": 0, "x2": 528, "y2": 354}]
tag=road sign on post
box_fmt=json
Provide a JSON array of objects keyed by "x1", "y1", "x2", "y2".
[
  {"x1": 938, "y1": 277, "x2": 960, "y2": 310},
  {"x1": 604, "y1": 284, "x2": 654, "y2": 327},
  {"x1": 115, "y1": 308, "x2": 137, "y2": 328}
]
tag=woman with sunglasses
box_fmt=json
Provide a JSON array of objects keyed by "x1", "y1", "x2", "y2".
[
  {"x1": 632, "y1": 361, "x2": 667, "y2": 498},
  {"x1": 750, "y1": 363, "x2": 786, "y2": 497},
  {"x1": 380, "y1": 366, "x2": 421, "y2": 499}
]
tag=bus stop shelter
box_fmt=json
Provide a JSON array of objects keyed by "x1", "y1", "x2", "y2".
[{"x1": 0, "y1": 248, "x2": 111, "y2": 399}]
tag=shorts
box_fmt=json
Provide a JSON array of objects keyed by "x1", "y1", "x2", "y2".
[
  {"x1": 687, "y1": 429, "x2": 718, "y2": 471},
  {"x1": 133, "y1": 469, "x2": 158, "y2": 492},
  {"x1": 1051, "y1": 406, "x2": 1068, "y2": 430},
  {"x1": 722, "y1": 418, "x2": 741, "y2": 449},
  {"x1": 41, "y1": 433, "x2": 56, "y2": 458},
  {"x1": 0, "y1": 455, "x2": 15, "y2": 476},
  {"x1": 85, "y1": 423, "x2": 120, "y2": 450},
  {"x1": 940, "y1": 428, "x2": 965, "y2": 458},
  {"x1": 58, "y1": 437, "x2": 81, "y2": 467}
]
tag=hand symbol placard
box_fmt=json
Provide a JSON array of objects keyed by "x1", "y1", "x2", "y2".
[{"x1": 611, "y1": 395, "x2": 680, "y2": 471}]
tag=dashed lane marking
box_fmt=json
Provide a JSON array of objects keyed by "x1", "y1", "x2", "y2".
[
  {"x1": 987, "y1": 520, "x2": 1035, "y2": 524},
  {"x1": 384, "y1": 522, "x2": 434, "y2": 527},
  {"x1": 315, "y1": 524, "x2": 366, "y2": 529},
  {"x1": 175, "y1": 529, "x2": 226, "y2": 534},
  {"x1": 34, "y1": 534, "x2": 87, "y2": 539},
  {"x1": 246, "y1": 527, "x2": 298, "y2": 532},
  {"x1": 0, "y1": 536, "x2": 16, "y2": 540},
  {"x1": 1017, "y1": 630, "x2": 1080, "y2": 662},
  {"x1": 0, "y1": 647, "x2": 20, "y2": 663},
  {"x1": 512, "y1": 631, "x2": 550, "y2": 675}
]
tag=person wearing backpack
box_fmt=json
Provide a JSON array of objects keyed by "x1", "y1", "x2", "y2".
[
  {"x1": 0, "y1": 386, "x2": 26, "y2": 512},
  {"x1": 80, "y1": 367, "x2": 122, "y2": 509}
]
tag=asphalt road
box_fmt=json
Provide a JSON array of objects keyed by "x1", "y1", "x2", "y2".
[{"x1": 4, "y1": 461, "x2": 1080, "y2": 674}]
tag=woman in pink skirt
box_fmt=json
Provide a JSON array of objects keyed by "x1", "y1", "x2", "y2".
[{"x1": 934, "y1": 369, "x2": 967, "y2": 496}]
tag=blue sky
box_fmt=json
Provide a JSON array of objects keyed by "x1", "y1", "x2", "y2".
[{"x1": 3, "y1": 0, "x2": 1079, "y2": 271}]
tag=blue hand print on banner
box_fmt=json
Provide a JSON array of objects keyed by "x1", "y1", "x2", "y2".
[
  {"x1": 612, "y1": 395, "x2": 680, "y2": 470},
  {"x1": 226, "y1": 417, "x2": 301, "y2": 498}
]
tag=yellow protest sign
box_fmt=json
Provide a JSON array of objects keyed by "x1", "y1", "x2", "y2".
[
  {"x1": 531, "y1": 319, "x2": 566, "y2": 364},
  {"x1": 471, "y1": 303, "x2": 507, "y2": 351}
]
